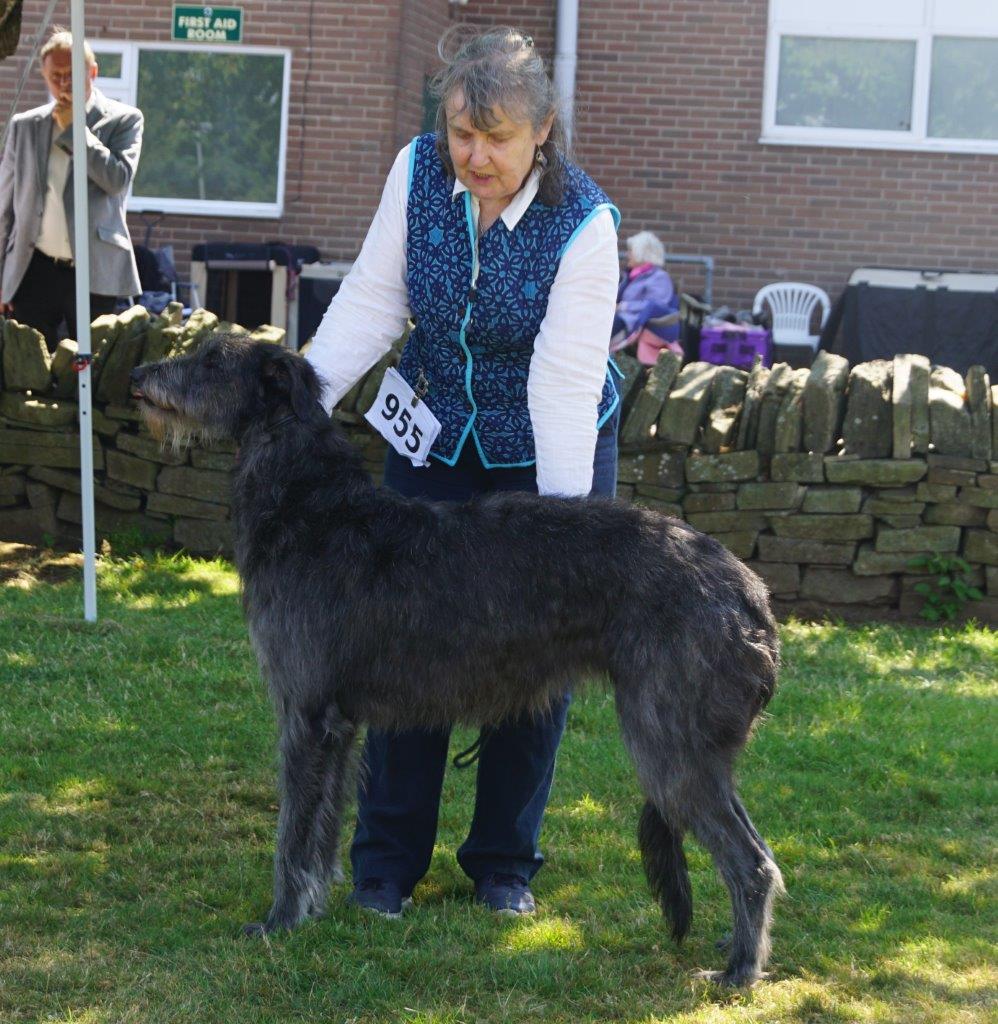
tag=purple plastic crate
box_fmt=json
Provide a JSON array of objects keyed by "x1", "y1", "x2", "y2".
[{"x1": 699, "y1": 324, "x2": 772, "y2": 369}]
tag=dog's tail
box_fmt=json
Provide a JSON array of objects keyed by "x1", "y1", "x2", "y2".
[{"x1": 639, "y1": 800, "x2": 692, "y2": 943}]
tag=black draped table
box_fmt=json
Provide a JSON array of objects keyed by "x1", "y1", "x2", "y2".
[{"x1": 820, "y1": 267, "x2": 998, "y2": 377}]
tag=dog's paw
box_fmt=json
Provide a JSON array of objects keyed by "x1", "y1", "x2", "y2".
[
  {"x1": 250, "y1": 902, "x2": 312, "y2": 935},
  {"x1": 241, "y1": 921, "x2": 270, "y2": 938},
  {"x1": 694, "y1": 967, "x2": 766, "y2": 988}
]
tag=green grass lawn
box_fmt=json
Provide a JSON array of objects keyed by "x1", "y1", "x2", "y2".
[{"x1": 1, "y1": 553, "x2": 995, "y2": 1023}]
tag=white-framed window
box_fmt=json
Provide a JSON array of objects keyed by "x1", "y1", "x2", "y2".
[
  {"x1": 90, "y1": 41, "x2": 291, "y2": 218},
  {"x1": 762, "y1": 0, "x2": 998, "y2": 154}
]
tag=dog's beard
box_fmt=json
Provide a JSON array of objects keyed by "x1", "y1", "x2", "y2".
[{"x1": 141, "y1": 405, "x2": 220, "y2": 453}]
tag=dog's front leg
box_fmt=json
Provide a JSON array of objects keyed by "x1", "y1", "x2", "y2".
[
  {"x1": 314, "y1": 713, "x2": 357, "y2": 886},
  {"x1": 243, "y1": 704, "x2": 332, "y2": 936}
]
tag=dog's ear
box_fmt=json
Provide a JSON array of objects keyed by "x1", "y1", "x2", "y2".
[{"x1": 260, "y1": 346, "x2": 323, "y2": 423}]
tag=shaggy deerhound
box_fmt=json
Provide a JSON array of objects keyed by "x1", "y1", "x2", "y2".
[{"x1": 130, "y1": 334, "x2": 783, "y2": 987}]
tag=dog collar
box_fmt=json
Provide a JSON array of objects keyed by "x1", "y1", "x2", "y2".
[{"x1": 267, "y1": 414, "x2": 299, "y2": 433}]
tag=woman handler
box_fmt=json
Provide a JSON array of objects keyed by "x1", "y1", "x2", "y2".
[{"x1": 306, "y1": 26, "x2": 621, "y2": 918}]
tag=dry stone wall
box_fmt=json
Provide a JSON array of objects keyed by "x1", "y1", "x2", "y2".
[
  {"x1": 612, "y1": 349, "x2": 998, "y2": 623},
  {"x1": 1, "y1": 313, "x2": 996, "y2": 623},
  {"x1": 0, "y1": 306, "x2": 285, "y2": 557}
]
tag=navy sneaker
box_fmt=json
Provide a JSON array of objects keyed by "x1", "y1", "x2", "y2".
[
  {"x1": 474, "y1": 872, "x2": 536, "y2": 915},
  {"x1": 347, "y1": 878, "x2": 413, "y2": 919}
]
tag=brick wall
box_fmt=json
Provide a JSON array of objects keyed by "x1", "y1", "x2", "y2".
[
  {"x1": 464, "y1": 0, "x2": 998, "y2": 311},
  {"x1": 394, "y1": 0, "x2": 453, "y2": 151},
  {"x1": 456, "y1": 2, "x2": 555, "y2": 53}
]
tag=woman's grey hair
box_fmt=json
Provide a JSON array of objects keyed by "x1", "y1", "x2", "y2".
[
  {"x1": 627, "y1": 230, "x2": 666, "y2": 267},
  {"x1": 431, "y1": 25, "x2": 567, "y2": 205}
]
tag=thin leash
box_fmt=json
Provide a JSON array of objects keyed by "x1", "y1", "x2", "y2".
[{"x1": 452, "y1": 729, "x2": 489, "y2": 768}]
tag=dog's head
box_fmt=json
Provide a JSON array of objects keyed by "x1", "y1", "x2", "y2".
[{"x1": 131, "y1": 332, "x2": 325, "y2": 448}]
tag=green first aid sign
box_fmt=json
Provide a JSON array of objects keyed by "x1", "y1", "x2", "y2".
[{"x1": 172, "y1": 6, "x2": 244, "y2": 43}]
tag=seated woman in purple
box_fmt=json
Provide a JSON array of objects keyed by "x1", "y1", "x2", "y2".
[{"x1": 611, "y1": 231, "x2": 682, "y2": 365}]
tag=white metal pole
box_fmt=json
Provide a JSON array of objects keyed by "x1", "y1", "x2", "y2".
[
  {"x1": 554, "y1": 0, "x2": 579, "y2": 147},
  {"x1": 70, "y1": 0, "x2": 97, "y2": 621}
]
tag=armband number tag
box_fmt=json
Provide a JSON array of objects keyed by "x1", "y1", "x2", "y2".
[{"x1": 364, "y1": 367, "x2": 441, "y2": 467}]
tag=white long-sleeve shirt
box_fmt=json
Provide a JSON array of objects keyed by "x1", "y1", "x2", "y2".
[{"x1": 306, "y1": 143, "x2": 619, "y2": 496}]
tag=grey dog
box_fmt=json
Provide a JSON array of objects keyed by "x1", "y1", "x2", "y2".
[{"x1": 130, "y1": 334, "x2": 784, "y2": 987}]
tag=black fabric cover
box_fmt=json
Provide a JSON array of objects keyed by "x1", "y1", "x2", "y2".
[
  {"x1": 821, "y1": 273, "x2": 998, "y2": 376},
  {"x1": 296, "y1": 275, "x2": 343, "y2": 347}
]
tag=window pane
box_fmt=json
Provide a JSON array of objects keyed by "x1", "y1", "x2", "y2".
[
  {"x1": 94, "y1": 51, "x2": 122, "y2": 77},
  {"x1": 776, "y1": 36, "x2": 916, "y2": 131},
  {"x1": 133, "y1": 50, "x2": 284, "y2": 204},
  {"x1": 929, "y1": 37, "x2": 998, "y2": 140}
]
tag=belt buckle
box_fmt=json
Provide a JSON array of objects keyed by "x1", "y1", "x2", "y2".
[{"x1": 38, "y1": 249, "x2": 74, "y2": 268}]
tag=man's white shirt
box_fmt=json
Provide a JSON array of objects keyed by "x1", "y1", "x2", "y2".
[{"x1": 36, "y1": 95, "x2": 98, "y2": 262}]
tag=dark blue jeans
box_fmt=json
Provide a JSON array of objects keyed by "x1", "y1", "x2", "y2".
[{"x1": 350, "y1": 410, "x2": 619, "y2": 895}]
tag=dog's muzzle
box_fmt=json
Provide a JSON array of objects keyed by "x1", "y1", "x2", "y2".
[{"x1": 129, "y1": 367, "x2": 168, "y2": 412}]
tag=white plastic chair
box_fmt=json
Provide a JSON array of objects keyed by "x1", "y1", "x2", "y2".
[{"x1": 752, "y1": 282, "x2": 830, "y2": 352}]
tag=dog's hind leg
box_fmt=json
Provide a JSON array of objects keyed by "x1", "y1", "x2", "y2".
[
  {"x1": 684, "y1": 786, "x2": 782, "y2": 987},
  {"x1": 713, "y1": 794, "x2": 779, "y2": 953},
  {"x1": 243, "y1": 701, "x2": 345, "y2": 936},
  {"x1": 732, "y1": 792, "x2": 777, "y2": 863},
  {"x1": 614, "y1": 685, "x2": 780, "y2": 986}
]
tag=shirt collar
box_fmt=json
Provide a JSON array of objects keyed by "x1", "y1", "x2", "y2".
[
  {"x1": 451, "y1": 167, "x2": 542, "y2": 231},
  {"x1": 41, "y1": 91, "x2": 100, "y2": 117}
]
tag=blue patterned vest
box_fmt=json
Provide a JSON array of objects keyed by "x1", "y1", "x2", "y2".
[{"x1": 400, "y1": 133, "x2": 621, "y2": 467}]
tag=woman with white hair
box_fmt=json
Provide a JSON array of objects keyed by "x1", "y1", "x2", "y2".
[{"x1": 612, "y1": 230, "x2": 681, "y2": 364}]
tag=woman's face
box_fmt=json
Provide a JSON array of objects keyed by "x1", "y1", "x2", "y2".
[{"x1": 445, "y1": 89, "x2": 553, "y2": 211}]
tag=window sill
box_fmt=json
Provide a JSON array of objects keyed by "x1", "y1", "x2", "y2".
[
  {"x1": 758, "y1": 133, "x2": 998, "y2": 157},
  {"x1": 128, "y1": 197, "x2": 283, "y2": 219}
]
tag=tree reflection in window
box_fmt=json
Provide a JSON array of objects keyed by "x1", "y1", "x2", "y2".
[
  {"x1": 133, "y1": 50, "x2": 284, "y2": 204},
  {"x1": 776, "y1": 36, "x2": 916, "y2": 132}
]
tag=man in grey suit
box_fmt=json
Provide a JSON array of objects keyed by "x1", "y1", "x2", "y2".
[{"x1": 0, "y1": 28, "x2": 143, "y2": 350}]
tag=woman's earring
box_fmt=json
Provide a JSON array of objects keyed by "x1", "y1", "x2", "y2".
[{"x1": 535, "y1": 146, "x2": 548, "y2": 169}]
